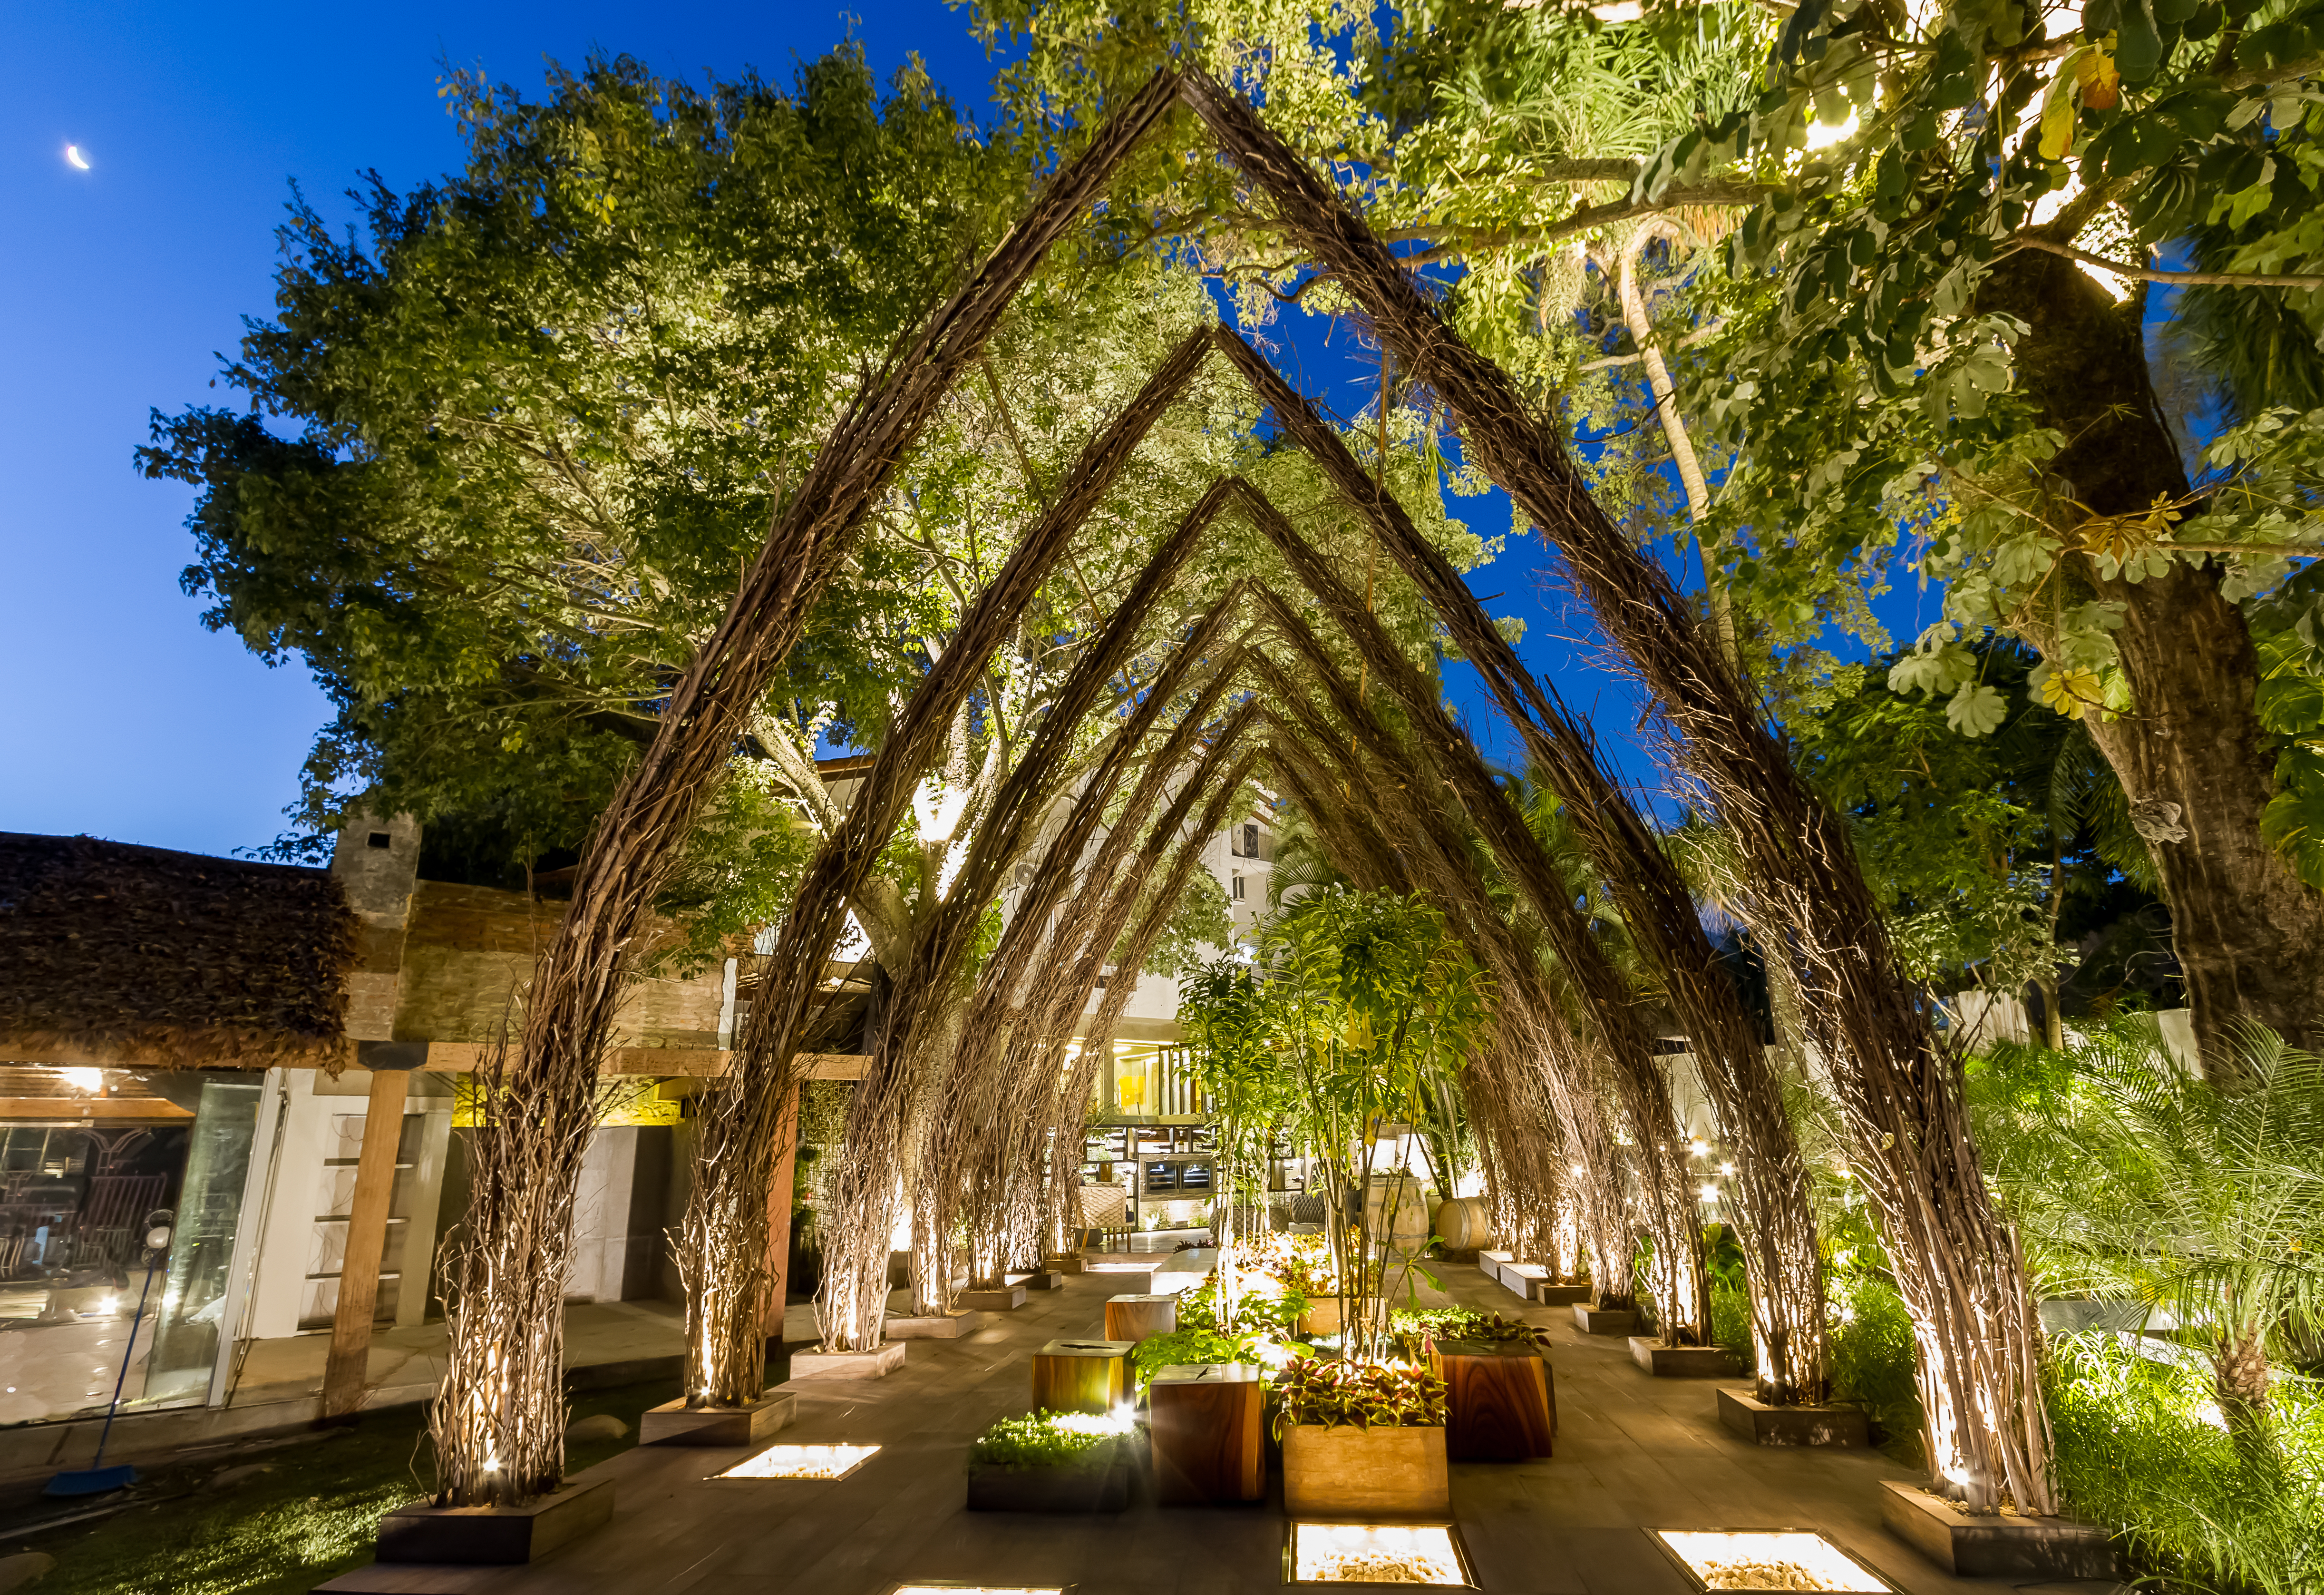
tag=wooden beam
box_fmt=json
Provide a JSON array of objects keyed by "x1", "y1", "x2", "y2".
[
  {"x1": 319, "y1": 1067, "x2": 407, "y2": 1421},
  {"x1": 409, "y1": 1044, "x2": 869, "y2": 1079},
  {"x1": 760, "y1": 1085, "x2": 802, "y2": 1342}
]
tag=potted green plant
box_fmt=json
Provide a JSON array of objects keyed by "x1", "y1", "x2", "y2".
[
  {"x1": 1392, "y1": 1309, "x2": 1557, "y2": 1462},
  {"x1": 1271, "y1": 1356, "x2": 1450, "y2": 1517},
  {"x1": 963, "y1": 1411, "x2": 1135, "y2": 1513}
]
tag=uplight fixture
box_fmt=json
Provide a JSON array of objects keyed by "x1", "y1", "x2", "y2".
[
  {"x1": 1700, "y1": 1184, "x2": 1720, "y2": 1202},
  {"x1": 1288, "y1": 1522, "x2": 1472, "y2": 1586},
  {"x1": 715, "y1": 1443, "x2": 881, "y2": 1480},
  {"x1": 1652, "y1": 1530, "x2": 1892, "y2": 1593}
]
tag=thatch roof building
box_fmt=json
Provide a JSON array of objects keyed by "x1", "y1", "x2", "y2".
[{"x1": 0, "y1": 832, "x2": 359, "y2": 1070}]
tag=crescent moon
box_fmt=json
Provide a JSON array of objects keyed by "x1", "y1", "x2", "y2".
[{"x1": 66, "y1": 145, "x2": 90, "y2": 170}]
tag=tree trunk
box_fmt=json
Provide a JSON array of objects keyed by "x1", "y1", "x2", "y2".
[{"x1": 1976, "y1": 251, "x2": 2324, "y2": 1075}]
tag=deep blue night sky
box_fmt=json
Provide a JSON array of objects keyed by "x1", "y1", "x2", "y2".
[{"x1": 0, "y1": 3, "x2": 1923, "y2": 856}]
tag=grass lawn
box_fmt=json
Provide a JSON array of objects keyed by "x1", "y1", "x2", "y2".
[{"x1": 18, "y1": 1377, "x2": 679, "y2": 1595}]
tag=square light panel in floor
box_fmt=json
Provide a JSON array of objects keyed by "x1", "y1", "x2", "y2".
[
  {"x1": 1290, "y1": 1523, "x2": 1470, "y2": 1586},
  {"x1": 715, "y1": 1443, "x2": 881, "y2": 1480},
  {"x1": 1652, "y1": 1531, "x2": 1892, "y2": 1593}
]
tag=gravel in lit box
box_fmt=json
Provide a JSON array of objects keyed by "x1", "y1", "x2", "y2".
[
  {"x1": 1653, "y1": 1531, "x2": 1890, "y2": 1592},
  {"x1": 714, "y1": 1443, "x2": 880, "y2": 1480},
  {"x1": 1292, "y1": 1523, "x2": 1467, "y2": 1586}
]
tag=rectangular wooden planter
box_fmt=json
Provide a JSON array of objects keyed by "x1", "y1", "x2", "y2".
[
  {"x1": 1280, "y1": 1423, "x2": 1450, "y2": 1520},
  {"x1": 639, "y1": 1389, "x2": 797, "y2": 1447},
  {"x1": 1104, "y1": 1292, "x2": 1178, "y2": 1342},
  {"x1": 376, "y1": 1477, "x2": 614, "y2": 1566},
  {"x1": 1572, "y1": 1301, "x2": 1637, "y2": 1336},
  {"x1": 1880, "y1": 1480, "x2": 2121, "y2": 1579},
  {"x1": 1430, "y1": 1341, "x2": 1554, "y2": 1461},
  {"x1": 1716, "y1": 1388, "x2": 1869, "y2": 1448},
  {"x1": 1032, "y1": 1339, "x2": 1136, "y2": 1414},
  {"x1": 1629, "y1": 1337, "x2": 1741, "y2": 1378},
  {"x1": 1042, "y1": 1253, "x2": 1087, "y2": 1275},
  {"x1": 965, "y1": 1437, "x2": 1131, "y2": 1513},
  {"x1": 1531, "y1": 1282, "x2": 1592, "y2": 1306},
  {"x1": 1149, "y1": 1363, "x2": 1264, "y2": 1505},
  {"x1": 1012, "y1": 1269, "x2": 1065, "y2": 1291},
  {"x1": 959, "y1": 1285, "x2": 1027, "y2": 1311}
]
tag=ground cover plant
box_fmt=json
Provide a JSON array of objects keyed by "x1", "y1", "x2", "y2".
[
  {"x1": 967, "y1": 1410, "x2": 1131, "y2": 1470},
  {"x1": 20, "y1": 1379, "x2": 669, "y2": 1595}
]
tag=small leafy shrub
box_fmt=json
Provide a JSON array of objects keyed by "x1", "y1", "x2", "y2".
[
  {"x1": 2049, "y1": 1332, "x2": 2324, "y2": 1595},
  {"x1": 1828, "y1": 1275, "x2": 1922, "y2": 1450},
  {"x1": 968, "y1": 1410, "x2": 1129, "y2": 1471},
  {"x1": 1710, "y1": 1283, "x2": 1757, "y2": 1373},
  {"x1": 1176, "y1": 1275, "x2": 1306, "y2": 1336},
  {"x1": 1129, "y1": 1325, "x2": 1300, "y2": 1393},
  {"x1": 1387, "y1": 1307, "x2": 1548, "y2": 1362},
  {"x1": 1270, "y1": 1358, "x2": 1447, "y2": 1437}
]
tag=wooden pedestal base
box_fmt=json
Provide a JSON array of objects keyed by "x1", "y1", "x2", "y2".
[
  {"x1": 883, "y1": 1310, "x2": 983, "y2": 1339},
  {"x1": 960, "y1": 1285, "x2": 1027, "y2": 1311},
  {"x1": 1531, "y1": 1282, "x2": 1592, "y2": 1306},
  {"x1": 639, "y1": 1390, "x2": 797, "y2": 1447},
  {"x1": 789, "y1": 1343, "x2": 907, "y2": 1380},
  {"x1": 374, "y1": 1478, "x2": 615, "y2": 1566},
  {"x1": 1572, "y1": 1301, "x2": 1637, "y2": 1336},
  {"x1": 1149, "y1": 1363, "x2": 1264, "y2": 1504},
  {"x1": 1628, "y1": 1337, "x2": 1741, "y2": 1377},
  {"x1": 1716, "y1": 1388, "x2": 1869, "y2": 1447},
  {"x1": 1880, "y1": 1479, "x2": 2120, "y2": 1578}
]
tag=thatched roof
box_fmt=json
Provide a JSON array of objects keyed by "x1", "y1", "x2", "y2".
[{"x1": 0, "y1": 833, "x2": 358, "y2": 1070}]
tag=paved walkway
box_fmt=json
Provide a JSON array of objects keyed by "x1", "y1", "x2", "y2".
[{"x1": 323, "y1": 1265, "x2": 2097, "y2": 1595}]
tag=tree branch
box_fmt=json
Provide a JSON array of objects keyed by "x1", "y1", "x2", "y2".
[{"x1": 2004, "y1": 234, "x2": 2324, "y2": 290}]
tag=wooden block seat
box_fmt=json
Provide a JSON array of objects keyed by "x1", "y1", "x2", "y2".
[
  {"x1": 1031, "y1": 1338, "x2": 1137, "y2": 1414},
  {"x1": 1148, "y1": 1362, "x2": 1264, "y2": 1504}
]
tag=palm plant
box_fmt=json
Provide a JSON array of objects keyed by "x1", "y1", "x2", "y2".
[{"x1": 1970, "y1": 1016, "x2": 2324, "y2": 1447}]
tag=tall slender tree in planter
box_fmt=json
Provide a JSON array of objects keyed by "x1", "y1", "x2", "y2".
[{"x1": 1252, "y1": 887, "x2": 1493, "y2": 1363}]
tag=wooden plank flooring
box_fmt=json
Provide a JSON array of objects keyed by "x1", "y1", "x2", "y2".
[{"x1": 333, "y1": 1265, "x2": 2089, "y2": 1595}]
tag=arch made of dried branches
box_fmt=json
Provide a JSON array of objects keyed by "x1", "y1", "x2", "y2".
[
  {"x1": 681, "y1": 332, "x2": 1218, "y2": 1405},
  {"x1": 1181, "y1": 66, "x2": 2049, "y2": 1506},
  {"x1": 430, "y1": 72, "x2": 1188, "y2": 1502},
  {"x1": 933, "y1": 647, "x2": 1255, "y2": 1294},
  {"x1": 1250, "y1": 663, "x2": 1630, "y2": 1297},
  {"x1": 1223, "y1": 348, "x2": 1820, "y2": 1398},
  {"x1": 1033, "y1": 735, "x2": 1264, "y2": 1259},
  {"x1": 817, "y1": 476, "x2": 1243, "y2": 1352},
  {"x1": 1233, "y1": 488, "x2": 1704, "y2": 1341}
]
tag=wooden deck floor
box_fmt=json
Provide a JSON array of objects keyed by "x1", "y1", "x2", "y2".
[{"x1": 320, "y1": 1263, "x2": 2104, "y2": 1595}]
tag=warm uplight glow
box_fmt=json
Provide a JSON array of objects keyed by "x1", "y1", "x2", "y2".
[
  {"x1": 1701, "y1": 1184, "x2": 1720, "y2": 1202},
  {"x1": 1570, "y1": 1163, "x2": 1585, "y2": 1177},
  {"x1": 717, "y1": 1443, "x2": 881, "y2": 1480},
  {"x1": 1803, "y1": 111, "x2": 1860, "y2": 151},
  {"x1": 59, "y1": 1067, "x2": 104, "y2": 1094},
  {"x1": 1656, "y1": 1531, "x2": 1889, "y2": 1592},
  {"x1": 1719, "y1": 1162, "x2": 1736, "y2": 1176},
  {"x1": 1293, "y1": 1523, "x2": 1467, "y2": 1586},
  {"x1": 1689, "y1": 1140, "x2": 1710, "y2": 1157}
]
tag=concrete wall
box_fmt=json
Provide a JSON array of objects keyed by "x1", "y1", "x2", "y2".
[{"x1": 564, "y1": 1125, "x2": 676, "y2": 1303}]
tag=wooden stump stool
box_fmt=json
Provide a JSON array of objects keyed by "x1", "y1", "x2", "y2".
[
  {"x1": 1149, "y1": 1363, "x2": 1264, "y2": 1505},
  {"x1": 1032, "y1": 1338, "x2": 1136, "y2": 1414},
  {"x1": 1431, "y1": 1339, "x2": 1555, "y2": 1460},
  {"x1": 1103, "y1": 1292, "x2": 1178, "y2": 1342}
]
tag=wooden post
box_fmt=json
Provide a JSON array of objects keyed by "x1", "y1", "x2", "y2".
[
  {"x1": 319, "y1": 1068, "x2": 408, "y2": 1421},
  {"x1": 758, "y1": 1084, "x2": 801, "y2": 1342}
]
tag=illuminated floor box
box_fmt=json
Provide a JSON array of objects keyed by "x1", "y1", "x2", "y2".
[
  {"x1": 1651, "y1": 1529, "x2": 1893, "y2": 1593},
  {"x1": 712, "y1": 1443, "x2": 881, "y2": 1481},
  {"x1": 1287, "y1": 1522, "x2": 1473, "y2": 1588}
]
